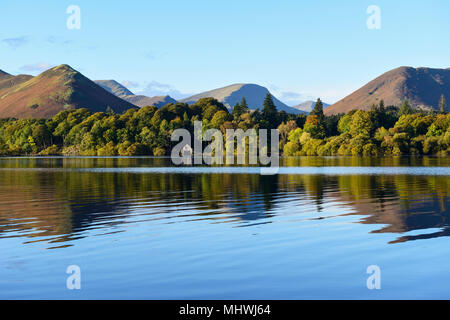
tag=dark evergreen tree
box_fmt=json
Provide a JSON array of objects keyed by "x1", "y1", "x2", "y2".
[
  {"x1": 295, "y1": 114, "x2": 307, "y2": 129},
  {"x1": 379, "y1": 100, "x2": 385, "y2": 112},
  {"x1": 310, "y1": 98, "x2": 324, "y2": 123},
  {"x1": 240, "y1": 97, "x2": 249, "y2": 113},
  {"x1": 370, "y1": 100, "x2": 387, "y2": 130},
  {"x1": 278, "y1": 110, "x2": 288, "y2": 124},
  {"x1": 324, "y1": 114, "x2": 342, "y2": 137},
  {"x1": 232, "y1": 102, "x2": 242, "y2": 120},
  {"x1": 261, "y1": 93, "x2": 278, "y2": 128},
  {"x1": 232, "y1": 97, "x2": 251, "y2": 120}
]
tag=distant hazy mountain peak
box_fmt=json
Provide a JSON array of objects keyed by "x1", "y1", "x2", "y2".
[
  {"x1": 95, "y1": 80, "x2": 135, "y2": 98},
  {"x1": 291, "y1": 100, "x2": 330, "y2": 113},
  {"x1": 181, "y1": 83, "x2": 306, "y2": 114},
  {"x1": 95, "y1": 80, "x2": 177, "y2": 108},
  {"x1": 124, "y1": 94, "x2": 177, "y2": 108}
]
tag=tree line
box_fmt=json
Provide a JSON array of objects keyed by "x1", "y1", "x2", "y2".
[
  {"x1": 282, "y1": 97, "x2": 448, "y2": 156},
  {"x1": 0, "y1": 94, "x2": 448, "y2": 156}
]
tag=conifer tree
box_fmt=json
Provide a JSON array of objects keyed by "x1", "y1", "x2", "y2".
[
  {"x1": 439, "y1": 94, "x2": 447, "y2": 114},
  {"x1": 262, "y1": 93, "x2": 278, "y2": 128},
  {"x1": 379, "y1": 100, "x2": 385, "y2": 112},
  {"x1": 232, "y1": 102, "x2": 241, "y2": 119},
  {"x1": 399, "y1": 99, "x2": 413, "y2": 116},
  {"x1": 240, "y1": 97, "x2": 249, "y2": 113},
  {"x1": 310, "y1": 98, "x2": 324, "y2": 123}
]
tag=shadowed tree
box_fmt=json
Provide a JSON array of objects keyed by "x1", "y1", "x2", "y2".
[
  {"x1": 232, "y1": 102, "x2": 241, "y2": 120},
  {"x1": 261, "y1": 93, "x2": 278, "y2": 128},
  {"x1": 439, "y1": 94, "x2": 447, "y2": 114},
  {"x1": 399, "y1": 99, "x2": 413, "y2": 116},
  {"x1": 310, "y1": 98, "x2": 324, "y2": 123},
  {"x1": 240, "y1": 97, "x2": 249, "y2": 113}
]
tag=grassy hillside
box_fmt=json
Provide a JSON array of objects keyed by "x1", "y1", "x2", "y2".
[
  {"x1": 0, "y1": 65, "x2": 136, "y2": 118},
  {"x1": 326, "y1": 67, "x2": 450, "y2": 115}
]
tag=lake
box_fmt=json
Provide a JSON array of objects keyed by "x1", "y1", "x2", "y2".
[{"x1": 0, "y1": 156, "x2": 449, "y2": 299}]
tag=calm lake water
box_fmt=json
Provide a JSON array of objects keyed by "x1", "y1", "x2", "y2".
[{"x1": 0, "y1": 156, "x2": 449, "y2": 299}]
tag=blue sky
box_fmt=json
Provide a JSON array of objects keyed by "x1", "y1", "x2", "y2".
[{"x1": 1, "y1": 0, "x2": 449, "y2": 104}]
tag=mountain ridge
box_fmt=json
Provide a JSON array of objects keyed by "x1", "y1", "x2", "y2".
[
  {"x1": 0, "y1": 70, "x2": 12, "y2": 81},
  {"x1": 95, "y1": 80, "x2": 177, "y2": 108},
  {"x1": 124, "y1": 95, "x2": 177, "y2": 108},
  {"x1": 95, "y1": 80, "x2": 135, "y2": 98},
  {"x1": 325, "y1": 66, "x2": 450, "y2": 115}
]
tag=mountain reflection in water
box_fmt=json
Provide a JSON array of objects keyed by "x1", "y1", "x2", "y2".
[
  {"x1": 1, "y1": 157, "x2": 450, "y2": 299},
  {"x1": 0, "y1": 157, "x2": 448, "y2": 248}
]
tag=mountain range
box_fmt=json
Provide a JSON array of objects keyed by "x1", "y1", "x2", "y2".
[
  {"x1": 0, "y1": 64, "x2": 448, "y2": 119},
  {"x1": 325, "y1": 66, "x2": 450, "y2": 115},
  {"x1": 0, "y1": 65, "x2": 307, "y2": 118},
  {"x1": 94, "y1": 80, "x2": 177, "y2": 108}
]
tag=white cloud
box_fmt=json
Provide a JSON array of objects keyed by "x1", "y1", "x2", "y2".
[
  {"x1": 121, "y1": 80, "x2": 139, "y2": 89},
  {"x1": 46, "y1": 36, "x2": 73, "y2": 46},
  {"x1": 268, "y1": 85, "x2": 314, "y2": 106},
  {"x1": 268, "y1": 83, "x2": 350, "y2": 105},
  {"x1": 138, "y1": 81, "x2": 190, "y2": 99},
  {"x1": 2, "y1": 36, "x2": 29, "y2": 48}
]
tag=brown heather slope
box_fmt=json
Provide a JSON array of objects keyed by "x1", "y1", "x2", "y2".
[
  {"x1": 0, "y1": 70, "x2": 13, "y2": 81},
  {"x1": 325, "y1": 67, "x2": 450, "y2": 115},
  {"x1": 0, "y1": 64, "x2": 137, "y2": 119},
  {"x1": 0, "y1": 74, "x2": 34, "y2": 97}
]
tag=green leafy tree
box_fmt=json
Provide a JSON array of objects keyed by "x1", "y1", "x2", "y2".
[
  {"x1": 210, "y1": 110, "x2": 230, "y2": 129},
  {"x1": 350, "y1": 110, "x2": 374, "y2": 138},
  {"x1": 278, "y1": 120, "x2": 298, "y2": 145},
  {"x1": 32, "y1": 123, "x2": 52, "y2": 149},
  {"x1": 338, "y1": 113, "x2": 352, "y2": 134},
  {"x1": 203, "y1": 105, "x2": 219, "y2": 121}
]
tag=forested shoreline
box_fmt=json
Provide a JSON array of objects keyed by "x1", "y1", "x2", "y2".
[{"x1": 0, "y1": 94, "x2": 448, "y2": 157}]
